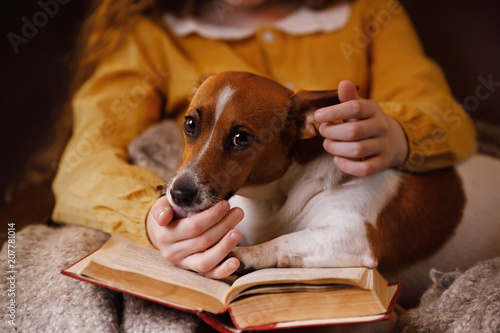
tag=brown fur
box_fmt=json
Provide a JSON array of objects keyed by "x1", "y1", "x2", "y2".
[
  {"x1": 365, "y1": 222, "x2": 379, "y2": 264},
  {"x1": 376, "y1": 168, "x2": 465, "y2": 274}
]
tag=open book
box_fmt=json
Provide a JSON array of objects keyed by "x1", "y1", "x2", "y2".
[{"x1": 62, "y1": 234, "x2": 400, "y2": 332}]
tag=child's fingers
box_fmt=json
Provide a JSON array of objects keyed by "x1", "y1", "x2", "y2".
[
  {"x1": 333, "y1": 155, "x2": 386, "y2": 177},
  {"x1": 168, "y1": 208, "x2": 243, "y2": 261},
  {"x1": 323, "y1": 139, "x2": 382, "y2": 159},
  {"x1": 319, "y1": 119, "x2": 380, "y2": 142},
  {"x1": 314, "y1": 100, "x2": 375, "y2": 124},
  {"x1": 203, "y1": 257, "x2": 241, "y2": 280},
  {"x1": 182, "y1": 230, "x2": 242, "y2": 277},
  {"x1": 338, "y1": 80, "x2": 360, "y2": 103},
  {"x1": 167, "y1": 201, "x2": 232, "y2": 241},
  {"x1": 150, "y1": 196, "x2": 174, "y2": 227}
]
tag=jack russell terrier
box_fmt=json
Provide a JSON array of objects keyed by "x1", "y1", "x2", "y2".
[{"x1": 129, "y1": 71, "x2": 500, "y2": 305}]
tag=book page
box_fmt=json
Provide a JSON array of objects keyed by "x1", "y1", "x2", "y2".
[
  {"x1": 88, "y1": 234, "x2": 231, "y2": 301},
  {"x1": 235, "y1": 283, "x2": 352, "y2": 299},
  {"x1": 225, "y1": 267, "x2": 371, "y2": 303},
  {"x1": 274, "y1": 284, "x2": 399, "y2": 329},
  {"x1": 230, "y1": 288, "x2": 387, "y2": 329}
]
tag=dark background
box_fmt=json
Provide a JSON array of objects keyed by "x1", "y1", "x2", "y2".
[{"x1": 1, "y1": 0, "x2": 500, "y2": 214}]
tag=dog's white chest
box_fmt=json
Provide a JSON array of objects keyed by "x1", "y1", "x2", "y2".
[{"x1": 230, "y1": 180, "x2": 287, "y2": 246}]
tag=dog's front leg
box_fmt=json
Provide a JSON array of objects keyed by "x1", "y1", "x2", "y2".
[{"x1": 232, "y1": 224, "x2": 378, "y2": 271}]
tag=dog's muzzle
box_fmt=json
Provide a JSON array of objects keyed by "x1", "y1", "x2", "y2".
[{"x1": 168, "y1": 172, "x2": 203, "y2": 219}]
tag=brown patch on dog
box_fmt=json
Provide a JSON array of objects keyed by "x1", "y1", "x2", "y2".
[
  {"x1": 376, "y1": 168, "x2": 465, "y2": 274},
  {"x1": 364, "y1": 222, "x2": 379, "y2": 264}
]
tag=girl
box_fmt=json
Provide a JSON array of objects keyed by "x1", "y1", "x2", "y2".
[{"x1": 52, "y1": 0, "x2": 476, "y2": 279}]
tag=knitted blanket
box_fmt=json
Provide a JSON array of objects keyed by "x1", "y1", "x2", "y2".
[
  {"x1": 394, "y1": 257, "x2": 500, "y2": 332},
  {"x1": 0, "y1": 224, "x2": 200, "y2": 333}
]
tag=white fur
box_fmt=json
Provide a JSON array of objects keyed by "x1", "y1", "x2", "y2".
[
  {"x1": 230, "y1": 153, "x2": 401, "y2": 269},
  {"x1": 195, "y1": 85, "x2": 235, "y2": 165}
]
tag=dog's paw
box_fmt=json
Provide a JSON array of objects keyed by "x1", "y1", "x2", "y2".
[
  {"x1": 227, "y1": 248, "x2": 253, "y2": 275},
  {"x1": 222, "y1": 251, "x2": 253, "y2": 276},
  {"x1": 230, "y1": 246, "x2": 278, "y2": 273}
]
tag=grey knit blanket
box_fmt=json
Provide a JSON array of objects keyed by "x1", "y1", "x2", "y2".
[{"x1": 0, "y1": 224, "x2": 200, "y2": 333}]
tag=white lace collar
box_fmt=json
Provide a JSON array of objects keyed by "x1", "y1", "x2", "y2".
[{"x1": 164, "y1": 3, "x2": 352, "y2": 40}]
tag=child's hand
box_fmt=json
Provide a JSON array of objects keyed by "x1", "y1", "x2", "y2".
[
  {"x1": 314, "y1": 80, "x2": 408, "y2": 176},
  {"x1": 146, "y1": 196, "x2": 243, "y2": 279}
]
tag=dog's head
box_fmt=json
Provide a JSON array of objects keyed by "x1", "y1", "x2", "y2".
[{"x1": 167, "y1": 71, "x2": 339, "y2": 218}]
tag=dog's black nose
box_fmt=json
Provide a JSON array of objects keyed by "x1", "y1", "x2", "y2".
[{"x1": 170, "y1": 186, "x2": 198, "y2": 207}]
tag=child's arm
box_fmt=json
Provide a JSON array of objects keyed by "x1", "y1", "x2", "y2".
[
  {"x1": 371, "y1": 0, "x2": 476, "y2": 172},
  {"x1": 317, "y1": 0, "x2": 476, "y2": 175},
  {"x1": 52, "y1": 20, "x2": 168, "y2": 246}
]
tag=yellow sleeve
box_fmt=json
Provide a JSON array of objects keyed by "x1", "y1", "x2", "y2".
[
  {"x1": 367, "y1": 0, "x2": 477, "y2": 172},
  {"x1": 51, "y1": 19, "x2": 170, "y2": 247}
]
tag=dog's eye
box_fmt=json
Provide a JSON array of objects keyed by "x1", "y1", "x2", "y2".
[
  {"x1": 232, "y1": 131, "x2": 254, "y2": 149},
  {"x1": 183, "y1": 117, "x2": 198, "y2": 136}
]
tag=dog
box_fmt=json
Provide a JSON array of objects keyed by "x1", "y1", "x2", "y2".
[{"x1": 129, "y1": 71, "x2": 500, "y2": 305}]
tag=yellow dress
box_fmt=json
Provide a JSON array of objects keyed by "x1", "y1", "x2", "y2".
[{"x1": 52, "y1": 0, "x2": 476, "y2": 246}]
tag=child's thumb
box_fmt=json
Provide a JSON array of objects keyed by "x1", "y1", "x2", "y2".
[
  {"x1": 338, "y1": 80, "x2": 359, "y2": 103},
  {"x1": 151, "y1": 196, "x2": 174, "y2": 226}
]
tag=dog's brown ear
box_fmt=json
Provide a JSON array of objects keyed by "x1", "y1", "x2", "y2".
[
  {"x1": 189, "y1": 73, "x2": 213, "y2": 100},
  {"x1": 289, "y1": 89, "x2": 340, "y2": 139}
]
